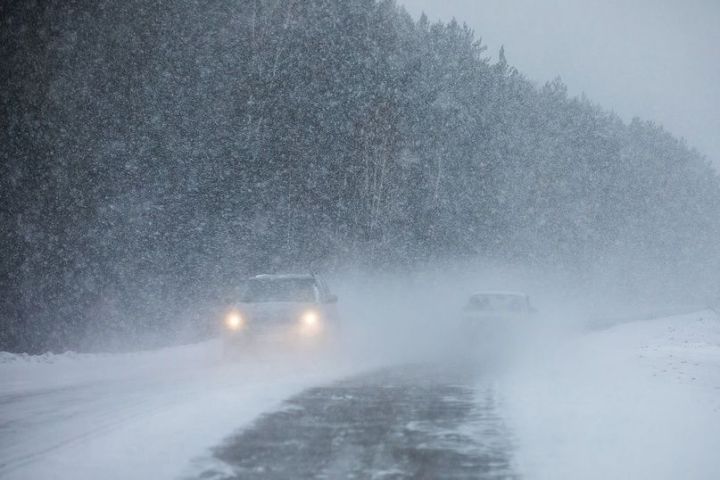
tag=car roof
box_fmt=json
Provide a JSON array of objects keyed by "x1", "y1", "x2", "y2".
[
  {"x1": 250, "y1": 273, "x2": 316, "y2": 281},
  {"x1": 470, "y1": 290, "x2": 528, "y2": 298}
]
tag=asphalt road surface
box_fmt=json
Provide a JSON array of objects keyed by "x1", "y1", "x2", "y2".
[{"x1": 197, "y1": 365, "x2": 518, "y2": 479}]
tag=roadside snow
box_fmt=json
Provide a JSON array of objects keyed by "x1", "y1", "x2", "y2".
[
  {"x1": 0, "y1": 340, "x2": 373, "y2": 480},
  {"x1": 500, "y1": 309, "x2": 720, "y2": 480}
]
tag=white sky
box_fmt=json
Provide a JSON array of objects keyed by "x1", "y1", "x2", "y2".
[{"x1": 400, "y1": 0, "x2": 720, "y2": 168}]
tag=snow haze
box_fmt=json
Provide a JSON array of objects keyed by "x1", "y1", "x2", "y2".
[
  {"x1": 2, "y1": 1, "x2": 720, "y2": 478},
  {"x1": 402, "y1": 0, "x2": 720, "y2": 168}
]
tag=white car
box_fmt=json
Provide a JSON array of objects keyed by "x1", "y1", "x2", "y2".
[
  {"x1": 461, "y1": 291, "x2": 535, "y2": 345},
  {"x1": 222, "y1": 273, "x2": 339, "y2": 347}
]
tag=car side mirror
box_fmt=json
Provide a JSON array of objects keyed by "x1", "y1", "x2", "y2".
[{"x1": 326, "y1": 294, "x2": 338, "y2": 304}]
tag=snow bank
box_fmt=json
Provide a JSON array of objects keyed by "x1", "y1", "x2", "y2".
[
  {"x1": 0, "y1": 341, "x2": 222, "y2": 396},
  {"x1": 500, "y1": 309, "x2": 720, "y2": 480}
]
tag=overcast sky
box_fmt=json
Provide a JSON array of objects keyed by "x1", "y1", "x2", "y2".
[{"x1": 401, "y1": 0, "x2": 720, "y2": 168}]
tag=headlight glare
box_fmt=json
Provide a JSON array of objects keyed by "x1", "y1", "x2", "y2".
[
  {"x1": 225, "y1": 310, "x2": 244, "y2": 331},
  {"x1": 300, "y1": 309, "x2": 320, "y2": 327}
]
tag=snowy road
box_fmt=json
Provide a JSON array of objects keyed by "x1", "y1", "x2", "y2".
[
  {"x1": 1, "y1": 310, "x2": 719, "y2": 479},
  {"x1": 0, "y1": 342, "x2": 374, "y2": 480},
  {"x1": 197, "y1": 365, "x2": 517, "y2": 480}
]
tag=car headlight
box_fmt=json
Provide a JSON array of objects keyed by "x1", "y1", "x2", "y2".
[
  {"x1": 299, "y1": 309, "x2": 322, "y2": 336},
  {"x1": 300, "y1": 309, "x2": 320, "y2": 327},
  {"x1": 225, "y1": 310, "x2": 244, "y2": 331}
]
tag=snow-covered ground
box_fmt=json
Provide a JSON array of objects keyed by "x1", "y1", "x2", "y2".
[
  {"x1": 0, "y1": 341, "x2": 374, "y2": 480},
  {"x1": 500, "y1": 309, "x2": 720, "y2": 480},
  {"x1": 2, "y1": 309, "x2": 718, "y2": 479}
]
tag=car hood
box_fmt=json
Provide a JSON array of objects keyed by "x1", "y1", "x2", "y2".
[
  {"x1": 239, "y1": 302, "x2": 316, "y2": 320},
  {"x1": 463, "y1": 311, "x2": 526, "y2": 321}
]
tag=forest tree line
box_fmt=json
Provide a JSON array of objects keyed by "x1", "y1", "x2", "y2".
[{"x1": 2, "y1": 0, "x2": 719, "y2": 352}]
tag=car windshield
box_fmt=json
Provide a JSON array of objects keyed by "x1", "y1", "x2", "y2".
[
  {"x1": 242, "y1": 278, "x2": 317, "y2": 303},
  {"x1": 468, "y1": 294, "x2": 526, "y2": 312}
]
